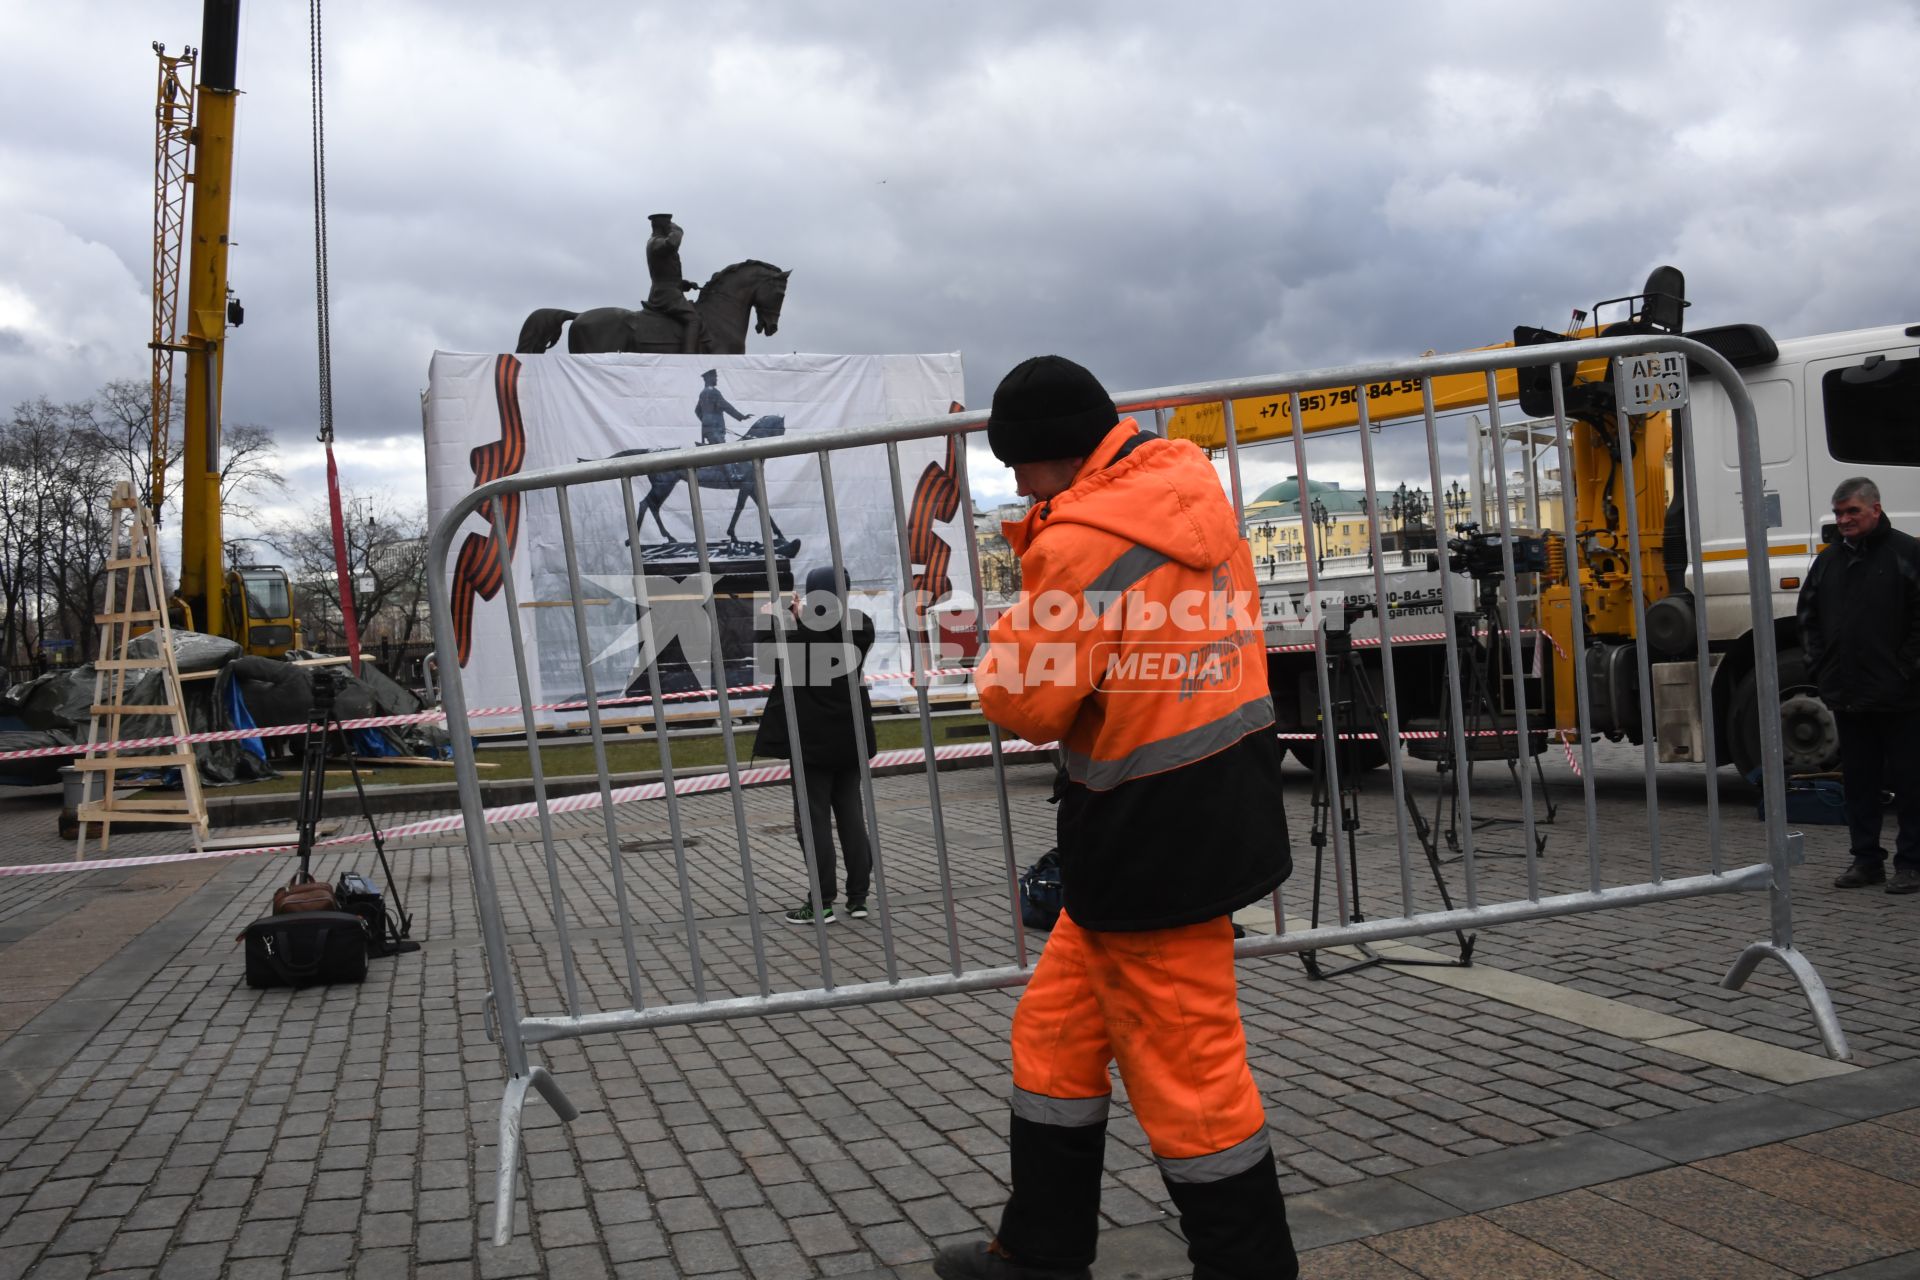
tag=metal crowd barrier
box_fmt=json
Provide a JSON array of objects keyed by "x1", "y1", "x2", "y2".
[{"x1": 426, "y1": 334, "x2": 1845, "y2": 1245}]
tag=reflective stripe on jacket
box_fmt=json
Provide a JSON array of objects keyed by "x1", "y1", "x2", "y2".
[{"x1": 979, "y1": 420, "x2": 1290, "y2": 930}]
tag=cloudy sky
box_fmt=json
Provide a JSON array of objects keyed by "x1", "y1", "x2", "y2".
[{"x1": 4, "y1": 0, "x2": 1917, "y2": 532}]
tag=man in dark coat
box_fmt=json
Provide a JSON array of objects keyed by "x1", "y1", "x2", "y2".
[
  {"x1": 756, "y1": 566, "x2": 877, "y2": 923},
  {"x1": 1797, "y1": 476, "x2": 1920, "y2": 894}
]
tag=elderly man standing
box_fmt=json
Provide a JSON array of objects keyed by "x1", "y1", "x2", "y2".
[
  {"x1": 1798, "y1": 476, "x2": 1920, "y2": 894},
  {"x1": 936, "y1": 356, "x2": 1295, "y2": 1280}
]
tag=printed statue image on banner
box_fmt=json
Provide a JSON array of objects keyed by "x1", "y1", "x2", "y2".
[{"x1": 423, "y1": 352, "x2": 970, "y2": 725}]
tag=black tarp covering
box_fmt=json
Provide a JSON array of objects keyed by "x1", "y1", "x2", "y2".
[{"x1": 0, "y1": 635, "x2": 444, "y2": 787}]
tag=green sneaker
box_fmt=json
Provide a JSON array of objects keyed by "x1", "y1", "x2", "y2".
[
  {"x1": 845, "y1": 898, "x2": 869, "y2": 919},
  {"x1": 783, "y1": 900, "x2": 834, "y2": 925}
]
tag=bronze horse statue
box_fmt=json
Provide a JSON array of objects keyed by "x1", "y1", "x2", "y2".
[
  {"x1": 516, "y1": 260, "x2": 791, "y2": 355},
  {"x1": 611, "y1": 415, "x2": 798, "y2": 550}
]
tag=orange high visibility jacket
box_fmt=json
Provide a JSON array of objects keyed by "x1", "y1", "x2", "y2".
[{"x1": 979, "y1": 421, "x2": 1290, "y2": 930}]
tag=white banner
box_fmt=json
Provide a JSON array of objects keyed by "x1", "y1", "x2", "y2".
[{"x1": 424, "y1": 352, "x2": 969, "y2": 722}]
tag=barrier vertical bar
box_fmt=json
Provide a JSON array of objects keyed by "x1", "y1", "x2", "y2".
[
  {"x1": 816, "y1": 450, "x2": 900, "y2": 981},
  {"x1": 554, "y1": 484, "x2": 646, "y2": 1005},
  {"x1": 1484, "y1": 375, "x2": 1542, "y2": 900},
  {"x1": 682, "y1": 467, "x2": 773, "y2": 997},
  {"x1": 619, "y1": 477, "x2": 705, "y2": 1003},
  {"x1": 1703, "y1": 338, "x2": 1848, "y2": 1057},
  {"x1": 1611, "y1": 367, "x2": 1664, "y2": 882},
  {"x1": 1352, "y1": 389, "x2": 1416, "y2": 912},
  {"x1": 1677, "y1": 400, "x2": 1723, "y2": 873},
  {"x1": 886, "y1": 440, "x2": 964, "y2": 975},
  {"x1": 952, "y1": 439, "x2": 1032, "y2": 967},
  {"x1": 486, "y1": 499, "x2": 579, "y2": 1016},
  {"x1": 425, "y1": 489, "x2": 579, "y2": 1250},
  {"x1": 1547, "y1": 370, "x2": 1603, "y2": 891},
  {"x1": 750, "y1": 460, "x2": 836, "y2": 980},
  {"x1": 1222, "y1": 399, "x2": 1247, "y2": 535},
  {"x1": 1420, "y1": 380, "x2": 1478, "y2": 906},
  {"x1": 1288, "y1": 391, "x2": 1356, "y2": 929}
]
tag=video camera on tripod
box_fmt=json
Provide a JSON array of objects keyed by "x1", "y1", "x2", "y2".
[{"x1": 1445, "y1": 522, "x2": 1548, "y2": 582}]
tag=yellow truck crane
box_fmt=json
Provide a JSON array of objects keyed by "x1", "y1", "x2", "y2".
[
  {"x1": 1171, "y1": 268, "x2": 1920, "y2": 779},
  {"x1": 151, "y1": 0, "x2": 299, "y2": 658}
]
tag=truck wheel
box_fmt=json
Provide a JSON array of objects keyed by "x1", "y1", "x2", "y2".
[
  {"x1": 1729, "y1": 649, "x2": 1837, "y2": 779},
  {"x1": 1287, "y1": 741, "x2": 1389, "y2": 771}
]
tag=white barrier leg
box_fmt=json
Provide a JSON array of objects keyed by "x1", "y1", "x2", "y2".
[
  {"x1": 1721, "y1": 941, "x2": 1852, "y2": 1061},
  {"x1": 491, "y1": 1065, "x2": 580, "y2": 1247}
]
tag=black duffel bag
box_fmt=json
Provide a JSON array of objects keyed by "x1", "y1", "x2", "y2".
[{"x1": 242, "y1": 910, "x2": 370, "y2": 988}]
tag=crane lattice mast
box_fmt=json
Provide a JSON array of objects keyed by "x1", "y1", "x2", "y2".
[{"x1": 149, "y1": 42, "x2": 196, "y2": 521}]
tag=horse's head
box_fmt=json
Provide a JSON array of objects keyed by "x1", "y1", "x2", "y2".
[
  {"x1": 750, "y1": 266, "x2": 790, "y2": 337},
  {"x1": 744, "y1": 415, "x2": 786, "y2": 439}
]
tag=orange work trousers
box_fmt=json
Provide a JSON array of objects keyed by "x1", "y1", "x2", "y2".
[{"x1": 997, "y1": 912, "x2": 1294, "y2": 1278}]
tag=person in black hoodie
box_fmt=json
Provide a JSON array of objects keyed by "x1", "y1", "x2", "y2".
[
  {"x1": 1797, "y1": 476, "x2": 1920, "y2": 894},
  {"x1": 756, "y1": 566, "x2": 878, "y2": 924}
]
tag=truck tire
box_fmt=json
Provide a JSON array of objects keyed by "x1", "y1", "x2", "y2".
[{"x1": 1728, "y1": 648, "x2": 1838, "y2": 779}]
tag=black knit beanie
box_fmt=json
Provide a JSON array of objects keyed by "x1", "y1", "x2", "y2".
[{"x1": 986, "y1": 355, "x2": 1119, "y2": 464}]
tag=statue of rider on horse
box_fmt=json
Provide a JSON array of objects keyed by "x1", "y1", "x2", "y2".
[{"x1": 516, "y1": 215, "x2": 790, "y2": 357}]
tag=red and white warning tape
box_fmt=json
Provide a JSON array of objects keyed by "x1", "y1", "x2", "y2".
[
  {"x1": 4, "y1": 627, "x2": 1571, "y2": 764},
  {"x1": 0, "y1": 738, "x2": 1060, "y2": 878},
  {"x1": 0, "y1": 665, "x2": 977, "y2": 764}
]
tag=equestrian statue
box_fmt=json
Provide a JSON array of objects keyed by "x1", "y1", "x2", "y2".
[{"x1": 515, "y1": 214, "x2": 791, "y2": 356}]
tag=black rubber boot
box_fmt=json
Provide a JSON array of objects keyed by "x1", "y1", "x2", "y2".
[
  {"x1": 1163, "y1": 1150, "x2": 1300, "y2": 1280},
  {"x1": 993, "y1": 1114, "x2": 1105, "y2": 1273}
]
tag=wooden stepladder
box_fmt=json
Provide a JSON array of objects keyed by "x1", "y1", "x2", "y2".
[{"x1": 74, "y1": 483, "x2": 209, "y2": 855}]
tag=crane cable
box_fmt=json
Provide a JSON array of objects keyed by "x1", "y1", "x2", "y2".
[{"x1": 309, "y1": 0, "x2": 362, "y2": 673}]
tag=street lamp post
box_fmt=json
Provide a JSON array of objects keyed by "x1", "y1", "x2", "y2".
[
  {"x1": 1445, "y1": 479, "x2": 1469, "y2": 530},
  {"x1": 1310, "y1": 498, "x2": 1331, "y2": 572}
]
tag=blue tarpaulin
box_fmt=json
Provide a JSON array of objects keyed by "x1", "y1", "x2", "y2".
[{"x1": 226, "y1": 673, "x2": 268, "y2": 761}]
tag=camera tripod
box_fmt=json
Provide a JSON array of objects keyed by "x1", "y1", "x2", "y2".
[
  {"x1": 1429, "y1": 573, "x2": 1557, "y2": 860},
  {"x1": 293, "y1": 668, "x2": 416, "y2": 952},
  {"x1": 1300, "y1": 616, "x2": 1474, "y2": 980}
]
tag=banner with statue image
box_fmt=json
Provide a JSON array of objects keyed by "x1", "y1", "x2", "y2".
[{"x1": 424, "y1": 351, "x2": 969, "y2": 723}]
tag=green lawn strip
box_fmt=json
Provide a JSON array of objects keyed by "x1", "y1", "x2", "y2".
[{"x1": 163, "y1": 712, "x2": 995, "y2": 797}]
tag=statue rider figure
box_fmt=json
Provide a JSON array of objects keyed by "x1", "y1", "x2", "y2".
[
  {"x1": 696, "y1": 369, "x2": 750, "y2": 445},
  {"x1": 646, "y1": 213, "x2": 702, "y2": 354}
]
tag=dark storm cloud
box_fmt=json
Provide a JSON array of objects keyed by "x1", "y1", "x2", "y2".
[{"x1": 3, "y1": 0, "x2": 1917, "y2": 513}]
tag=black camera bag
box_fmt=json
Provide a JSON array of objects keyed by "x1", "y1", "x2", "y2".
[
  {"x1": 1019, "y1": 849, "x2": 1064, "y2": 932},
  {"x1": 243, "y1": 910, "x2": 370, "y2": 988},
  {"x1": 335, "y1": 871, "x2": 392, "y2": 954}
]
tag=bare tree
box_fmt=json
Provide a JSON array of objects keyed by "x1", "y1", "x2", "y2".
[
  {"x1": 0, "y1": 398, "x2": 117, "y2": 665},
  {"x1": 0, "y1": 381, "x2": 296, "y2": 670},
  {"x1": 218, "y1": 422, "x2": 290, "y2": 524},
  {"x1": 263, "y1": 489, "x2": 430, "y2": 653}
]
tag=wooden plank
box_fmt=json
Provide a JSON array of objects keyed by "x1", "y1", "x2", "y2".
[
  {"x1": 201, "y1": 824, "x2": 338, "y2": 849},
  {"x1": 89, "y1": 704, "x2": 181, "y2": 716},
  {"x1": 95, "y1": 609, "x2": 163, "y2": 623},
  {"x1": 93, "y1": 657, "x2": 168, "y2": 670},
  {"x1": 179, "y1": 669, "x2": 220, "y2": 681},
  {"x1": 71, "y1": 753, "x2": 196, "y2": 770},
  {"x1": 349, "y1": 755, "x2": 495, "y2": 769},
  {"x1": 290, "y1": 655, "x2": 353, "y2": 668},
  {"x1": 87, "y1": 798, "x2": 203, "y2": 813},
  {"x1": 75, "y1": 806, "x2": 206, "y2": 824}
]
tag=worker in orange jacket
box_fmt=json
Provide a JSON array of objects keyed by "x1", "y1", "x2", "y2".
[{"x1": 935, "y1": 356, "x2": 1296, "y2": 1280}]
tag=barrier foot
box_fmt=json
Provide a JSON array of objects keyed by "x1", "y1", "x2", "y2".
[
  {"x1": 490, "y1": 1065, "x2": 580, "y2": 1246},
  {"x1": 1722, "y1": 941, "x2": 1853, "y2": 1062}
]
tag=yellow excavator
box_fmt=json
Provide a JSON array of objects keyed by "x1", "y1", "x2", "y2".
[{"x1": 151, "y1": 0, "x2": 300, "y2": 658}]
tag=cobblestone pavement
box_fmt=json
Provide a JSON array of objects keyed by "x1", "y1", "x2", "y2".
[{"x1": 0, "y1": 742, "x2": 1910, "y2": 1278}]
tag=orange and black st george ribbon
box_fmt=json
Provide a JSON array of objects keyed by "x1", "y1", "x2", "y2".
[
  {"x1": 903, "y1": 403, "x2": 966, "y2": 628},
  {"x1": 449, "y1": 355, "x2": 528, "y2": 664}
]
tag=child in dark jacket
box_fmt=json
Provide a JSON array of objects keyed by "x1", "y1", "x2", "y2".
[{"x1": 756, "y1": 566, "x2": 877, "y2": 924}]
